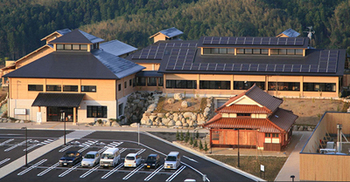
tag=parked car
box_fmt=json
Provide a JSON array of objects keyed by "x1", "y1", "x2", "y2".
[
  {"x1": 124, "y1": 153, "x2": 142, "y2": 167},
  {"x1": 100, "y1": 148, "x2": 120, "y2": 167},
  {"x1": 81, "y1": 151, "x2": 100, "y2": 167},
  {"x1": 164, "y1": 151, "x2": 181, "y2": 169},
  {"x1": 59, "y1": 151, "x2": 82, "y2": 167},
  {"x1": 144, "y1": 154, "x2": 161, "y2": 169}
]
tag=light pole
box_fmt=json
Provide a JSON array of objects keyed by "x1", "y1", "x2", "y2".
[
  {"x1": 21, "y1": 127, "x2": 28, "y2": 167},
  {"x1": 290, "y1": 175, "x2": 295, "y2": 182},
  {"x1": 235, "y1": 128, "x2": 240, "y2": 168},
  {"x1": 61, "y1": 110, "x2": 66, "y2": 145},
  {"x1": 137, "y1": 123, "x2": 140, "y2": 145}
]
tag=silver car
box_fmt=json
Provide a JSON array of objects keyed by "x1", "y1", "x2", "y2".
[{"x1": 81, "y1": 151, "x2": 100, "y2": 167}]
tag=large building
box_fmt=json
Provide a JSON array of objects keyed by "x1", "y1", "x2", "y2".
[
  {"x1": 127, "y1": 28, "x2": 348, "y2": 99},
  {"x1": 3, "y1": 29, "x2": 143, "y2": 123},
  {"x1": 203, "y1": 84, "x2": 297, "y2": 151}
]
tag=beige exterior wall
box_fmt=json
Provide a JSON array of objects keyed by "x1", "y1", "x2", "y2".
[
  {"x1": 153, "y1": 34, "x2": 167, "y2": 43},
  {"x1": 252, "y1": 113, "x2": 267, "y2": 118},
  {"x1": 137, "y1": 63, "x2": 160, "y2": 71},
  {"x1": 232, "y1": 96, "x2": 259, "y2": 105},
  {"x1": 16, "y1": 46, "x2": 54, "y2": 68}
]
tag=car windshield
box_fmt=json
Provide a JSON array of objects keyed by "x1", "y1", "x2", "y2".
[
  {"x1": 166, "y1": 156, "x2": 176, "y2": 161},
  {"x1": 146, "y1": 156, "x2": 156, "y2": 162},
  {"x1": 102, "y1": 154, "x2": 114, "y2": 159},
  {"x1": 85, "y1": 154, "x2": 95, "y2": 159},
  {"x1": 126, "y1": 156, "x2": 135, "y2": 160},
  {"x1": 64, "y1": 152, "x2": 76, "y2": 157}
]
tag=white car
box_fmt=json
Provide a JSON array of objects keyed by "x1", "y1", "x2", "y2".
[
  {"x1": 81, "y1": 151, "x2": 100, "y2": 167},
  {"x1": 124, "y1": 153, "x2": 142, "y2": 167}
]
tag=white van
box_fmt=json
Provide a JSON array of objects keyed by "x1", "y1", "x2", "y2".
[
  {"x1": 164, "y1": 151, "x2": 181, "y2": 169},
  {"x1": 100, "y1": 148, "x2": 120, "y2": 167}
]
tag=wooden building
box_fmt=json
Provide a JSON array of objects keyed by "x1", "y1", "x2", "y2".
[
  {"x1": 126, "y1": 28, "x2": 348, "y2": 98},
  {"x1": 203, "y1": 84, "x2": 297, "y2": 151},
  {"x1": 3, "y1": 29, "x2": 143, "y2": 123}
]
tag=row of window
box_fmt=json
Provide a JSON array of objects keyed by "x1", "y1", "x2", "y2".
[
  {"x1": 87, "y1": 104, "x2": 123, "y2": 118},
  {"x1": 56, "y1": 44, "x2": 88, "y2": 51},
  {"x1": 28, "y1": 85, "x2": 96, "y2": 92},
  {"x1": 163, "y1": 80, "x2": 336, "y2": 92},
  {"x1": 203, "y1": 48, "x2": 303, "y2": 56},
  {"x1": 136, "y1": 77, "x2": 163, "y2": 87},
  {"x1": 265, "y1": 133, "x2": 279, "y2": 138}
]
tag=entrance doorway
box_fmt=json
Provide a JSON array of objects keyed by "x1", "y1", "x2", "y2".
[{"x1": 47, "y1": 107, "x2": 75, "y2": 122}]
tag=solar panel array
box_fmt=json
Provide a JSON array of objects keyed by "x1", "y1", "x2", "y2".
[
  {"x1": 132, "y1": 42, "x2": 197, "y2": 60},
  {"x1": 202, "y1": 37, "x2": 306, "y2": 46},
  {"x1": 165, "y1": 49, "x2": 339, "y2": 73}
]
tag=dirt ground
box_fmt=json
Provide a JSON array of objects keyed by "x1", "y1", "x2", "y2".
[
  {"x1": 161, "y1": 97, "x2": 203, "y2": 112},
  {"x1": 279, "y1": 98, "x2": 347, "y2": 125}
]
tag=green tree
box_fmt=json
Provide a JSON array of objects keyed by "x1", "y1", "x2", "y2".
[
  {"x1": 176, "y1": 130, "x2": 180, "y2": 140},
  {"x1": 199, "y1": 140, "x2": 203, "y2": 150},
  {"x1": 185, "y1": 130, "x2": 190, "y2": 143},
  {"x1": 180, "y1": 131, "x2": 184, "y2": 141},
  {"x1": 193, "y1": 139, "x2": 198, "y2": 147},
  {"x1": 204, "y1": 141, "x2": 208, "y2": 152}
]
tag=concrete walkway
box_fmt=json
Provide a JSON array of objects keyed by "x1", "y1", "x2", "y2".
[
  {"x1": 275, "y1": 131, "x2": 312, "y2": 181},
  {"x1": 0, "y1": 130, "x2": 94, "y2": 179}
]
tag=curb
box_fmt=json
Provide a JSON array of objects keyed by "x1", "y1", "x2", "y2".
[{"x1": 144, "y1": 132, "x2": 265, "y2": 182}]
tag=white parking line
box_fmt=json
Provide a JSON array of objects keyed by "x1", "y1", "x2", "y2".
[
  {"x1": 17, "y1": 159, "x2": 47, "y2": 176},
  {"x1": 136, "y1": 148, "x2": 146, "y2": 155},
  {"x1": 122, "y1": 164, "x2": 144, "y2": 180},
  {"x1": 78, "y1": 146, "x2": 90, "y2": 153},
  {"x1": 119, "y1": 148, "x2": 127, "y2": 153},
  {"x1": 183, "y1": 155, "x2": 198, "y2": 163},
  {"x1": 144, "y1": 165, "x2": 164, "y2": 181},
  {"x1": 37, "y1": 162, "x2": 59, "y2": 176},
  {"x1": 97, "y1": 147, "x2": 108, "y2": 154},
  {"x1": 0, "y1": 139, "x2": 14, "y2": 146},
  {"x1": 24, "y1": 139, "x2": 55, "y2": 151},
  {"x1": 0, "y1": 158, "x2": 11, "y2": 165},
  {"x1": 59, "y1": 145, "x2": 73, "y2": 153},
  {"x1": 80, "y1": 164, "x2": 100, "y2": 178},
  {"x1": 4, "y1": 139, "x2": 32, "y2": 152},
  {"x1": 58, "y1": 163, "x2": 80, "y2": 178},
  {"x1": 78, "y1": 140, "x2": 98, "y2": 153},
  {"x1": 165, "y1": 165, "x2": 186, "y2": 182},
  {"x1": 101, "y1": 163, "x2": 124, "y2": 179},
  {"x1": 106, "y1": 141, "x2": 123, "y2": 148}
]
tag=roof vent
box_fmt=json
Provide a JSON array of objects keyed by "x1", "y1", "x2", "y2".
[{"x1": 275, "y1": 115, "x2": 279, "y2": 118}]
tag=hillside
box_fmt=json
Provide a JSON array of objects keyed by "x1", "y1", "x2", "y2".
[{"x1": 0, "y1": 0, "x2": 349, "y2": 63}]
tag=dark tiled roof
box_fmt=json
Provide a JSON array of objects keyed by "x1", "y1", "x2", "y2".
[
  {"x1": 56, "y1": 28, "x2": 72, "y2": 36},
  {"x1": 150, "y1": 27, "x2": 183, "y2": 38},
  {"x1": 216, "y1": 105, "x2": 271, "y2": 114},
  {"x1": 100, "y1": 39, "x2": 137, "y2": 57},
  {"x1": 269, "y1": 108, "x2": 298, "y2": 131},
  {"x1": 136, "y1": 71, "x2": 163, "y2": 77},
  {"x1": 32, "y1": 93, "x2": 85, "y2": 107},
  {"x1": 5, "y1": 52, "x2": 117, "y2": 79},
  {"x1": 49, "y1": 29, "x2": 104, "y2": 44},
  {"x1": 245, "y1": 85, "x2": 283, "y2": 112},
  {"x1": 203, "y1": 114, "x2": 281, "y2": 133}
]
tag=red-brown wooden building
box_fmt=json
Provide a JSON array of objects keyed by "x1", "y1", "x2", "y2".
[{"x1": 204, "y1": 84, "x2": 298, "y2": 151}]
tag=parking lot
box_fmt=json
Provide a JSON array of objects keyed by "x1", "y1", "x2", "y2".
[{"x1": 0, "y1": 130, "x2": 257, "y2": 182}]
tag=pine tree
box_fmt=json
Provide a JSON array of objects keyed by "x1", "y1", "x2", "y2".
[
  {"x1": 180, "y1": 131, "x2": 184, "y2": 141},
  {"x1": 176, "y1": 130, "x2": 180, "y2": 140},
  {"x1": 199, "y1": 140, "x2": 203, "y2": 150},
  {"x1": 190, "y1": 136, "x2": 193, "y2": 145},
  {"x1": 193, "y1": 139, "x2": 198, "y2": 147},
  {"x1": 185, "y1": 130, "x2": 190, "y2": 143},
  {"x1": 196, "y1": 130, "x2": 199, "y2": 139},
  {"x1": 204, "y1": 140, "x2": 208, "y2": 152}
]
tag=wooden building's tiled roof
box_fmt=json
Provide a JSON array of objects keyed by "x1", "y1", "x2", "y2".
[{"x1": 216, "y1": 105, "x2": 271, "y2": 114}]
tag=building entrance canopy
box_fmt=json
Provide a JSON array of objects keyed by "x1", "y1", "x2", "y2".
[{"x1": 32, "y1": 93, "x2": 85, "y2": 107}]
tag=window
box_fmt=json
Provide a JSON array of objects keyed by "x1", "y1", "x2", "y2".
[
  {"x1": 28, "y1": 85, "x2": 43, "y2": 91},
  {"x1": 136, "y1": 77, "x2": 146, "y2": 86},
  {"x1": 200, "y1": 81, "x2": 230, "y2": 90},
  {"x1": 46, "y1": 85, "x2": 61, "y2": 91},
  {"x1": 270, "y1": 49, "x2": 279, "y2": 55},
  {"x1": 227, "y1": 48, "x2": 235, "y2": 54},
  {"x1": 279, "y1": 49, "x2": 287, "y2": 55},
  {"x1": 265, "y1": 133, "x2": 271, "y2": 137},
  {"x1": 245, "y1": 49, "x2": 253, "y2": 54},
  {"x1": 237, "y1": 113, "x2": 251, "y2": 117},
  {"x1": 133, "y1": 78, "x2": 136, "y2": 87},
  {"x1": 166, "y1": 80, "x2": 196, "y2": 89},
  {"x1": 64, "y1": 44, "x2": 72, "y2": 50},
  {"x1": 124, "y1": 81, "x2": 127, "y2": 89},
  {"x1": 118, "y1": 103, "x2": 123, "y2": 116},
  {"x1": 80, "y1": 44, "x2": 87, "y2": 51},
  {"x1": 81, "y1": 86, "x2": 96, "y2": 92},
  {"x1": 212, "y1": 131, "x2": 219, "y2": 140},
  {"x1": 87, "y1": 106, "x2": 107, "y2": 118},
  {"x1": 253, "y1": 49, "x2": 260, "y2": 54},
  {"x1": 203, "y1": 48, "x2": 211, "y2": 54},
  {"x1": 212, "y1": 48, "x2": 219, "y2": 54},
  {"x1": 63, "y1": 85, "x2": 78, "y2": 92},
  {"x1": 295, "y1": 49, "x2": 303, "y2": 55},
  {"x1": 303, "y1": 83, "x2": 336, "y2": 92},
  {"x1": 147, "y1": 77, "x2": 157, "y2": 86},
  {"x1": 268, "y1": 82, "x2": 300, "y2": 91},
  {"x1": 129, "y1": 79, "x2": 132, "y2": 86},
  {"x1": 118, "y1": 84, "x2": 121, "y2": 91},
  {"x1": 261, "y1": 49, "x2": 268, "y2": 55},
  {"x1": 73, "y1": 44, "x2": 80, "y2": 50},
  {"x1": 287, "y1": 49, "x2": 295, "y2": 55},
  {"x1": 272, "y1": 133, "x2": 279, "y2": 138},
  {"x1": 236, "y1": 49, "x2": 244, "y2": 54},
  {"x1": 158, "y1": 77, "x2": 163, "y2": 86},
  {"x1": 219, "y1": 48, "x2": 227, "y2": 54},
  {"x1": 57, "y1": 44, "x2": 64, "y2": 50},
  {"x1": 234, "y1": 81, "x2": 265, "y2": 90}
]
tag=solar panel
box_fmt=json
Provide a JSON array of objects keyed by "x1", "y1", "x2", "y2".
[
  {"x1": 236, "y1": 37, "x2": 245, "y2": 44},
  {"x1": 275, "y1": 64, "x2": 283, "y2": 72},
  {"x1": 220, "y1": 37, "x2": 229, "y2": 44},
  {"x1": 241, "y1": 64, "x2": 249, "y2": 71},
  {"x1": 211, "y1": 37, "x2": 220, "y2": 44},
  {"x1": 249, "y1": 64, "x2": 258, "y2": 71},
  {"x1": 233, "y1": 64, "x2": 241, "y2": 71},
  {"x1": 310, "y1": 65, "x2": 318, "y2": 72},
  {"x1": 245, "y1": 37, "x2": 253, "y2": 45},
  {"x1": 292, "y1": 64, "x2": 301, "y2": 72},
  {"x1": 266, "y1": 64, "x2": 275, "y2": 72},
  {"x1": 198, "y1": 63, "x2": 208, "y2": 71},
  {"x1": 261, "y1": 37, "x2": 270, "y2": 45},
  {"x1": 277, "y1": 37, "x2": 287, "y2": 45},
  {"x1": 253, "y1": 37, "x2": 262, "y2": 45},
  {"x1": 257, "y1": 64, "x2": 267, "y2": 72},
  {"x1": 228, "y1": 37, "x2": 237, "y2": 44},
  {"x1": 284, "y1": 64, "x2": 292, "y2": 72},
  {"x1": 269, "y1": 38, "x2": 278, "y2": 45},
  {"x1": 208, "y1": 63, "x2": 216, "y2": 71},
  {"x1": 216, "y1": 63, "x2": 225, "y2": 71}
]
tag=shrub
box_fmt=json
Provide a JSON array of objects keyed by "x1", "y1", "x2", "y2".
[
  {"x1": 204, "y1": 141, "x2": 209, "y2": 152},
  {"x1": 185, "y1": 130, "x2": 190, "y2": 143},
  {"x1": 196, "y1": 130, "x2": 199, "y2": 139},
  {"x1": 176, "y1": 130, "x2": 180, "y2": 140},
  {"x1": 193, "y1": 140, "x2": 198, "y2": 147},
  {"x1": 180, "y1": 131, "x2": 184, "y2": 141},
  {"x1": 190, "y1": 137, "x2": 194, "y2": 145},
  {"x1": 199, "y1": 140, "x2": 203, "y2": 150}
]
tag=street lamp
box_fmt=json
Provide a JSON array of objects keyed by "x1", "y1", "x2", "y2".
[
  {"x1": 21, "y1": 127, "x2": 28, "y2": 167},
  {"x1": 290, "y1": 175, "x2": 295, "y2": 182},
  {"x1": 235, "y1": 128, "x2": 240, "y2": 167},
  {"x1": 61, "y1": 110, "x2": 66, "y2": 145}
]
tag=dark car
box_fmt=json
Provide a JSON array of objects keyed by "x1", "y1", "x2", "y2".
[
  {"x1": 144, "y1": 154, "x2": 161, "y2": 169},
  {"x1": 59, "y1": 151, "x2": 82, "y2": 167}
]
